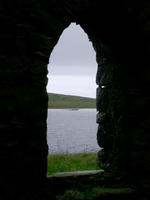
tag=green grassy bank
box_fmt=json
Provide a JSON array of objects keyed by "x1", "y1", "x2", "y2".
[
  {"x1": 48, "y1": 93, "x2": 96, "y2": 108},
  {"x1": 47, "y1": 152, "x2": 99, "y2": 176}
]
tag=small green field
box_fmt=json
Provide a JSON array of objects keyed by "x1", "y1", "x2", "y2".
[
  {"x1": 48, "y1": 93, "x2": 96, "y2": 108},
  {"x1": 47, "y1": 152, "x2": 99, "y2": 176}
]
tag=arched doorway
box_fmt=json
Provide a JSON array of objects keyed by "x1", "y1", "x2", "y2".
[{"x1": 47, "y1": 23, "x2": 100, "y2": 175}]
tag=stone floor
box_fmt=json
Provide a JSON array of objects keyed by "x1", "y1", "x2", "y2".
[
  {"x1": 51, "y1": 170, "x2": 103, "y2": 177},
  {"x1": 46, "y1": 170, "x2": 142, "y2": 200}
]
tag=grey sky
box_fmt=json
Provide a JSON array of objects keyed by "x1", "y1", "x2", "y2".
[{"x1": 47, "y1": 23, "x2": 97, "y2": 98}]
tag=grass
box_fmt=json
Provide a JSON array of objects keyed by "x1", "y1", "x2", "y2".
[
  {"x1": 47, "y1": 152, "x2": 99, "y2": 176},
  {"x1": 48, "y1": 93, "x2": 96, "y2": 108}
]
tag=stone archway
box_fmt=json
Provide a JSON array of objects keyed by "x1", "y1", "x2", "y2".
[{"x1": 0, "y1": 0, "x2": 150, "y2": 199}]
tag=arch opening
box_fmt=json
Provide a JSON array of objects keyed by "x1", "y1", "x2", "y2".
[{"x1": 47, "y1": 23, "x2": 100, "y2": 175}]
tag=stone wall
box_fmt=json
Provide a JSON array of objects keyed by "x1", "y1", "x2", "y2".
[
  {"x1": 79, "y1": 1, "x2": 150, "y2": 186},
  {"x1": 0, "y1": 0, "x2": 150, "y2": 198}
]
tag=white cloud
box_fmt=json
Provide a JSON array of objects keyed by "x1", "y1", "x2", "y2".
[
  {"x1": 47, "y1": 75, "x2": 97, "y2": 98},
  {"x1": 47, "y1": 23, "x2": 97, "y2": 98},
  {"x1": 48, "y1": 23, "x2": 97, "y2": 67}
]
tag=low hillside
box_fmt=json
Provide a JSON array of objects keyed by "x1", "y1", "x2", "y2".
[{"x1": 48, "y1": 93, "x2": 96, "y2": 108}]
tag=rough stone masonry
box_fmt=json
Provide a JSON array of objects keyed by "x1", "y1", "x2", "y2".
[{"x1": 0, "y1": 0, "x2": 150, "y2": 199}]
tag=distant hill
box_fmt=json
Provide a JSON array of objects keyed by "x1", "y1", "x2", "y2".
[{"x1": 48, "y1": 93, "x2": 96, "y2": 108}]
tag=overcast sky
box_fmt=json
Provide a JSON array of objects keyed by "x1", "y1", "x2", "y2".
[{"x1": 47, "y1": 23, "x2": 97, "y2": 98}]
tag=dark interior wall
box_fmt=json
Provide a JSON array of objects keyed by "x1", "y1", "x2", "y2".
[
  {"x1": 0, "y1": 0, "x2": 150, "y2": 198},
  {"x1": 78, "y1": 0, "x2": 150, "y2": 182},
  {"x1": 0, "y1": 1, "x2": 75, "y2": 198}
]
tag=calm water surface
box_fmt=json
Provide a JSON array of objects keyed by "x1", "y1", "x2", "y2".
[{"x1": 47, "y1": 109, "x2": 100, "y2": 154}]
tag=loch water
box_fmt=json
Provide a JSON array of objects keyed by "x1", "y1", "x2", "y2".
[{"x1": 47, "y1": 109, "x2": 100, "y2": 154}]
